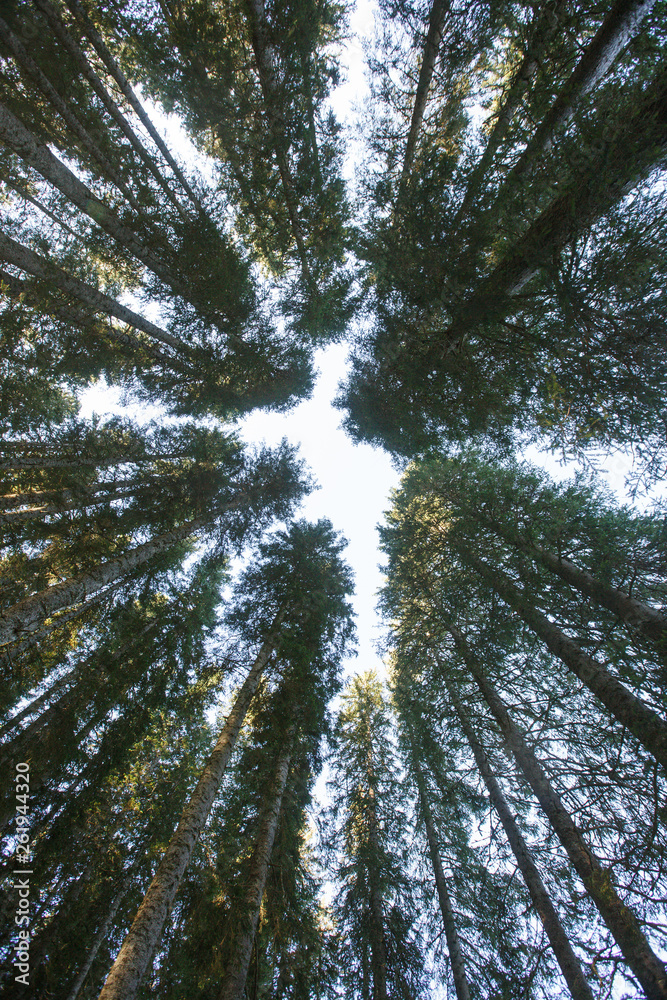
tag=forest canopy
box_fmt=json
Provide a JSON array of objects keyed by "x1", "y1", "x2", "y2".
[{"x1": 0, "y1": 1, "x2": 666, "y2": 999}]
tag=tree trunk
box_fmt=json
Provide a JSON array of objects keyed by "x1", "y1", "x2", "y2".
[
  {"x1": 460, "y1": 547, "x2": 667, "y2": 770},
  {"x1": 64, "y1": 0, "x2": 204, "y2": 214},
  {"x1": 366, "y1": 761, "x2": 388, "y2": 1000},
  {"x1": 451, "y1": 1, "x2": 565, "y2": 226},
  {"x1": 218, "y1": 726, "x2": 295, "y2": 1000},
  {"x1": 444, "y1": 677, "x2": 594, "y2": 1000},
  {"x1": 0, "y1": 15, "x2": 145, "y2": 212},
  {"x1": 0, "y1": 233, "x2": 185, "y2": 353},
  {"x1": 0, "y1": 498, "x2": 245, "y2": 647},
  {"x1": 449, "y1": 628, "x2": 667, "y2": 1000},
  {"x1": 65, "y1": 884, "x2": 129, "y2": 1000},
  {"x1": 97, "y1": 614, "x2": 284, "y2": 1000},
  {"x1": 517, "y1": 538, "x2": 667, "y2": 649},
  {"x1": 509, "y1": 0, "x2": 656, "y2": 181},
  {"x1": 411, "y1": 751, "x2": 471, "y2": 1000},
  {"x1": 32, "y1": 0, "x2": 190, "y2": 221},
  {"x1": 398, "y1": 0, "x2": 450, "y2": 195}
]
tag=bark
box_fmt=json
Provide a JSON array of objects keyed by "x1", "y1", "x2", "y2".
[
  {"x1": 0, "y1": 103, "x2": 206, "y2": 300},
  {"x1": 0, "y1": 496, "x2": 246, "y2": 647},
  {"x1": 218, "y1": 726, "x2": 295, "y2": 1000},
  {"x1": 0, "y1": 233, "x2": 185, "y2": 352},
  {"x1": 64, "y1": 0, "x2": 204, "y2": 214},
  {"x1": 509, "y1": 0, "x2": 656, "y2": 181},
  {"x1": 0, "y1": 15, "x2": 144, "y2": 212},
  {"x1": 32, "y1": 0, "x2": 190, "y2": 221},
  {"x1": 244, "y1": 0, "x2": 315, "y2": 290},
  {"x1": 431, "y1": 59, "x2": 667, "y2": 352},
  {"x1": 411, "y1": 751, "x2": 471, "y2": 1000},
  {"x1": 449, "y1": 629, "x2": 667, "y2": 1000},
  {"x1": 444, "y1": 677, "x2": 594, "y2": 1000},
  {"x1": 366, "y1": 755, "x2": 388, "y2": 1000},
  {"x1": 398, "y1": 0, "x2": 450, "y2": 194},
  {"x1": 461, "y1": 547, "x2": 667, "y2": 770},
  {"x1": 517, "y1": 538, "x2": 667, "y2": 650},
  {"x1": 97, "y1": 614, "x2": 284, "y2": 1000},
  {"x1": 451, "y1": 1, "x2": 565, "y2": 226},
  {"x1": 65, "y1": 884, "x2": 129, "y2": 1000}
]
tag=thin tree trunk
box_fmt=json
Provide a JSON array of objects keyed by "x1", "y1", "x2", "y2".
[
  {"x1": 444, "y1": 677, "x2": 594, "y2": 1000},
  {"x1": 218, "y1": 726, "x2": 295, "y2": 1000},
  {"x1": 366, "y1": 758, "x2": 388, "y2": 1000},
  {"x1": 517, "y1": 538, "x2": 667, "y2": 649},
  {"x1": 460, "y1": 547, "x2": 667, "y2": 770},
  {"x1": 451, "y1": 1, "x2": 565, "y2": 226},
  {"x1": 0, "y1": 497, "x2": 245, "y2": 647},
  {"x1": 0, "y1": 233, "x2": 185, "y2": 352},
  {"x1": 97, "y1": 614, "x2": 284, "y2": 1000},
  {"x1": 65, "y1": 885, "x2": 129, "y2": 1000},
  {"x1": 411, "y1": 751, "x2": 471, "y2": 1000},
  {"x1": 32, "y1": 0, "x2": 190, "y2": 221},
  {"x1": 448, "y1": 628, "x2": 667, "y2": 1000},
  {"x1": 398, "y1": 0, "x2": 450, "y2": 194},
  {"x1": 0, "y1": 15, "x2": 145, "y2": 212},
  {"x1": 64, "y1": 0, "x2": 204, "y2": 214},
  {"x1": 509, "y1": 0, "x2": 656, "y2": 182},
  {"x1": 0, "y1": 104, "x2": 202, "y2": 297}
]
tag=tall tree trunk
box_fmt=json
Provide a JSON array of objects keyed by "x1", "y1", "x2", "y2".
[
  {"x1": 451, "y1": 1, "x2": 565, "y2": 226},
  {"x1": 411, "y1": 750, "x2": 471, "y2": 1000},
  {"x1": 32, "y1": 0, "x2": 190, "y2": 221},
  {"x1": 0, "y1": 496, "x2": 245, "y2": 646},
  {"x1": 64, "y1": 0, "x2": 204, "y2": 214},
  {"x1": 0, "y1": 233, "x2": 185, "y2": 353},
  {"x1": 366, "y1": 758, "x2": 388, "y2": 1000},
  {"x1": 459, "y1": 546, "x2": 667, "y2": 769},
  {"x1": 97, "y1": 614, "x2": 284, "y2": 1000},
  {"x1": 444, "y1": 677, "x2": 594, "y2": 1000},
  {"x1": 397, "y1": 0, "x2": 450, "y2": 196},
  {"x1": 65, "y1": 884, "x2": 129, "y2": 1000},
  {"x1": 0, "y1": 15, "x2": 145, "y2": 212},
  {"x1": 218, "y1": 726, "x2": 295, "y2": 1000},
  {"x1": 515, "y1": 537, "x2": 667, "y2": 649},
  {"x1": 508, "y1": 0, "x2": 656, "y2": 182},
  {"x1": 448, "y1": 628, "x2": 667, "y2": 1000}
]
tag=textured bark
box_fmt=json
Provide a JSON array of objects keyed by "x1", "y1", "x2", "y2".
[
  {"x1": 64, "y1": 0, "x2": 204, "y2": 214},
  {"x1": 366, "y1": 758, "x2": 388, "y2": 1000},
  {"x1": 0, "y1": 498, "x2": 245, "y2": 646},
  {"x1": 0, "y1": 15, "x2": 143, "y2": 211},
  {"x1": 445, "y1": 678, "x2": 594, "y2": 1000},
  {"x1": 65, "y1": 885, "x2": 129, "y2": 1000},
  {"x1": 398, "y1": 0, "x2": 450, "y2": 193},
  {"x1": 510, "y1": 0, "x2": 656, "y2": 180},
  {"x1": 218, "y1": 727, "x2": 295, "y2": 1000},
  {"x1": 0, "y1": 233, "x2": 184, "y2": 352},
  {"x1": 98, "y1": 615, "x2": 284, "y2": 1000},
  {"x1": 452, "y1": 1, "x2": 565, "y2": 225},
  {"x1": 461, "y1": 548, "x2": 667, "y2": 770},
  {"x1": 32, "y1": 0, "x2": 190, "y2": 220},
  {"x1": 518, "y1": 539, "x2": 667, "y2": 649},
  {"x1": 449, "y1": 630, "x2": 667, "y2": 1000},
  {"x1": 412, "y1": 752, "x2": 470, "y2": 1000}
]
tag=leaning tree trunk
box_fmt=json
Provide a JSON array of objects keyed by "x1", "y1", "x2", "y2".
[
  {"x1": 508, "y1": 0, "x2": 656, "y2": 182},
  {"x1": 218, "y1": 726, "x2": 296, "y2": 1000},
  {"x1": 411, "y1": 750, "x2": 471, "y2": 1000},
  {"x1": 397, "y1": 0, "x2": 450, "y2": 197},
  {"x1": 443, "y1": 676, "x2": 594, "y2": 1000},
  {"x1": 65, "y1": 884, "x2": 129, "y2": 1000},
  {"x1": 515, "y1": 537, "x2": 667, "y2": 650},
  {"x1": 449, "y1": 628, "x2": 667, "y2": 1000},
  {"x1": 97, "y1": 613, "x2": 285, "y2": 1000},
  {"x1": 458, "y1": 547, "x2": 667, "y2": 770},
  {"x1": 0, "y1": 497, "x2": 245, "y2": 647}
]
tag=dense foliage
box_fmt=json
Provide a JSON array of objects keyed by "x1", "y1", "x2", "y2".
[{"x1": 1, "y1": 1, "x2": 666, "y2": 999}]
